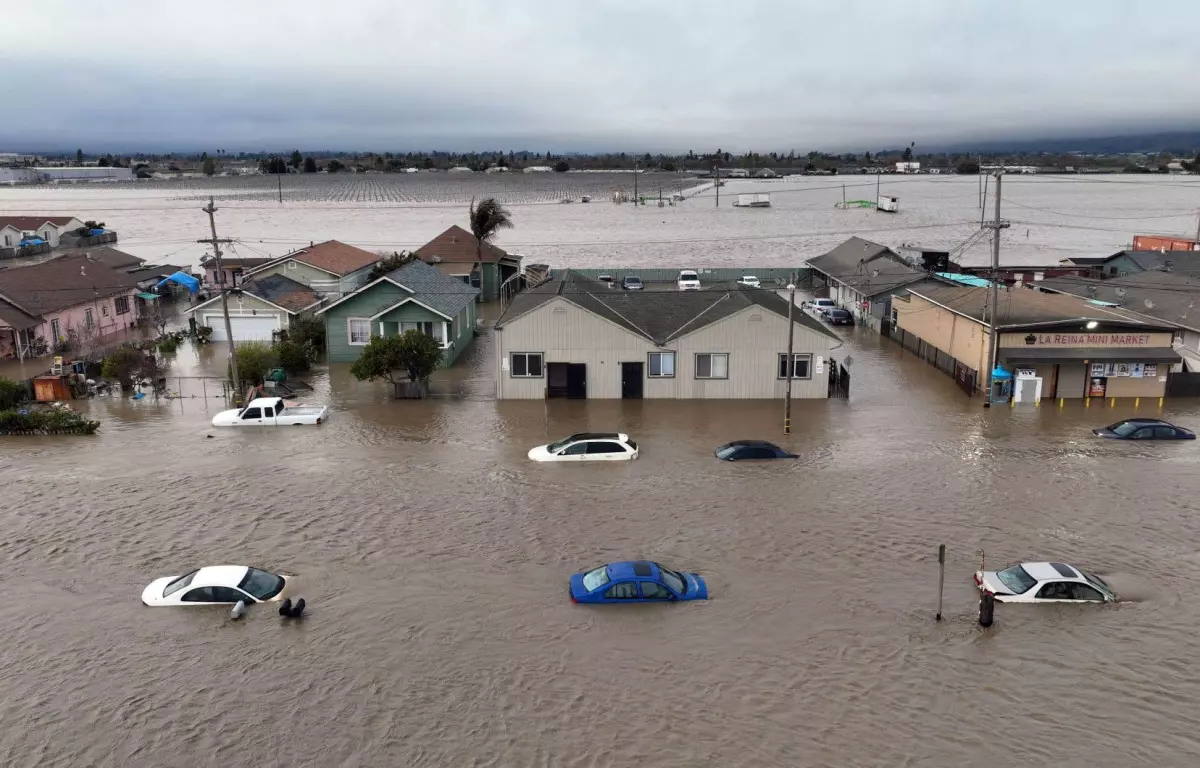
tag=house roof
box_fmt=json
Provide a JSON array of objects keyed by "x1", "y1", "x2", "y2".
[
  {"x1": 56, "y1": 246, "x2": 144, "y2": 270},
  {"x1": 1058, "y1": 256, "x2": 1109, "y2": 266},
  {"x1": 128, "y1": 264, "x2": 185, "y2": 283},
  {"x1": 495, "y1": 270, "x2": 839, "y2": 344},
  {"x1": 254, "y1": 240, "x2": 380, "y2": 277},
  {"x1": 0, "y1": 252, "x2": 140, "y2": 318},
  {"x1": 0, "y1": 216, "x2": 79, "y2": 231},
  {"x1": 0, "y1": 300, "x2": 41, "y2": 330},
  {"x1": 203, "y1": 255, "x2": 276, "y2": 270},
  {"x1": 1036, "y1": 272, "x2": 1200, "y2": 332},
  {"x1": 239, "y1": 273, "x2": 322, "y2": 313},
  {"x1": 415, "y1": 225, "x2": 517, "y2": 265},
  {"x1": 806, "y1": 236, "x2": 927, "y2": 296},
  {"x1": 1105, "y1": 250, "x2": 1200, "y2": 273},
  {"x1": 383, "y1": 259, "x2": 480, "y2": 317},
  {"x1": 907, "y1": 282, "x2": 1176, "y2": 330}
]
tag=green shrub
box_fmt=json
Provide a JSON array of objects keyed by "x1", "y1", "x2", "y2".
[
  {"x1": 289, "y1": 314, "x2": 326, "y2": 350},
  {"x1": 0, "y1": 408, "x2": 99, "y2": 435},
  {"x1": 232, "y1": 341, "x2": 278, "y2": 386},
  {"x1": 0, "y1": 378, "x2": 30, "y2": 410},
  {"x1": 158, "y1": 337, "x2": 179, "y2": 354},
  {"x1": 274, "y1": 339, "x2": 315, "y2": 374}
]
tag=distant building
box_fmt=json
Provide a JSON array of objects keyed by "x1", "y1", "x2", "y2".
[
  {"x1": 1131, "y1": 234, "x2": 1200, "y2": 252},
  {"x1": 0, "y1": 167, "x2": 134, "y2": 183},
  {"x1": 806, "y1": 237, "x2": 928, "y2": 331},
  {"x1": 523, "y1": 166, "x2": 553, "y2": 173},
  {"x1": 0, "y1": 216, "x2": 85, "y2": 248},
  {"x1": 894, "y1": 161, "x2": 921, "y2": 173}
]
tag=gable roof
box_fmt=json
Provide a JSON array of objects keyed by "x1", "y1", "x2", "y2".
[
  {"x1": 1036, "y1": 271, "x2": 1200, "y2": 332},
  {"x1": 187, "y1": 273, "x2": 321, "y2": 316},
  {"x1": 0, "y1": 252, "x2": 140, "y2": 318},
  {"x1": 415, "y1": 225, "x2": 516, "y2": 265},
  {"x1": 907, "y1": 282, "x2": 1175, "y2": 330},
  {"x1": 251, "y1": 240, "x2": 380, "y2": 277},
  {"x1": 806, "y1": 236, "x2": 927, "y2": 296},
  {"x1": 203, "y1": 255, "x2": 276, "y2": 270},
  {"x1": 0, "y1": 216, "x2": 80, "y2": 231},
  {"x1": 56, "y1": 246, "x2": 144, "y2": 271},
  {"x1": 1104, "y1": 250, "x2": 1200, "y2": 273},
  {"x1": 495, "y1": 271, "x2": 839, "y2": 344},
  {"x1": 314, "y1": 257, "x2": 479, "y2": 317}
]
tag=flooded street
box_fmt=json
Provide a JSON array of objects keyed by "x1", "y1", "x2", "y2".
[{"x1": 4, "y1": 314, "x2": 1200, "y2": 766}]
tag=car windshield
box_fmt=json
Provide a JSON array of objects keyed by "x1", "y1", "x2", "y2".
[
  {"x1": 238, "y1": 568, "x2": 285, "y2": 600},
  {"x1": 547, "y1": 436, "x2": 577, "y2": 452},
  {"x1": 996, "y1": 564, "x2": 1038, "y2": 594},
  {"x1": 1083, "y1": 571, "x2": 1117, "y2": 600},
  {"x1": 657, "y1": 565, "x2": 686, "y2": 594},
  {"x1": 582, "y1": 566, "x2": 610, "y2": 592},
  {"x1": 1108, "y1": 421, "x2": 1141, "y2": 437},
  {"x1": 742, "y1": 276, "x2": 757, "y2": 282},
  {"x1": 162, "y1": 569, "x2": 198, "y2": 597},
  {"x1": 626, "y1": 277, "x2": 641, "y2": 284},
  {"x1": 715, "y1": 444, "x2": 740, "y2": 459},
  {"x1": 680, "y1": 272, "x2": 697, "y2": 280}
]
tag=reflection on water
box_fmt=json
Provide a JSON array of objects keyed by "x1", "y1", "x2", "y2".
[{"x1": 4, "y1": 300, "x2": 1200, "y2": 765}]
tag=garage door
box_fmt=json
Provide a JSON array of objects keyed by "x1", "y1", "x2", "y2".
[{"x1": 205, "y1": 314, "x2": 280, "y2": 341}]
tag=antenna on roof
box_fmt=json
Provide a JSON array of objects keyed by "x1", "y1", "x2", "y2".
[
  {"x1": 1087, "y1": 285, "x2": 1097, "y2": 296},
  {"x1": 1114, "y1": 287, "x2": 1126, "y2": 299},
  {"x1": 1144, "y1": 298, "x2": 1155, "y2": 309}
]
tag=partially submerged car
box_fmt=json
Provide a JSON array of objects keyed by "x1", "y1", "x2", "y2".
[
  {"x1": 974, "y1": 561, "x2": 1118, "y2": 603},
  {"x1": 142, "y1": 565, "x2": 290, "y2": 606},
  {"x1": 823, "y1": 308, "x2": 855, "y2": 326},
  {"x1": 212, "y1": 397, "x2": 328, "y2": 427},
  {"x1": 805, "y1": 298, "x2": 836, "y2": 315},
  {"x1": 528, "y1": 432, "x2": 639, "y2": 462},
  {"x1": 570, "y1": 561, "x2": 708, "y2": 603},
  {"x1": 715, "y1": 440, "x2": 797, "y2": 461},
  {"x1": 1093, "y1": 418, "x2": 1194, "y2": 440},
  {"x1": 677, "y1": 270, "x2": 701, "y2": 291}
]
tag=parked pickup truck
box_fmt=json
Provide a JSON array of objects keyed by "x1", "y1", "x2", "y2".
[{"x1": 211, "y1": 397, "x2": 329, "y2": 427}]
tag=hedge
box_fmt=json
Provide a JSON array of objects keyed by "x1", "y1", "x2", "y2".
[{"x1": 0, "y1": 409, "x2": 100, "y2": 436}]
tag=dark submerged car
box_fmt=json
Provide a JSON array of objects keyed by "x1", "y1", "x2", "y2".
[
  {"x1": 1093, "y1": 418, "x2": 1194, "y2": 440},
  {"x1": 714, "y1": 440, "x2": 798, "y2": 461},
  {"x1": 823, "y1": 308, "x2": 855, "y2": 326}
]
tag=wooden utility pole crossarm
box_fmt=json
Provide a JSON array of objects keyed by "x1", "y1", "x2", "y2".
[{"x1": 199, "y1": 197, "x2": 241, "y2": 395}]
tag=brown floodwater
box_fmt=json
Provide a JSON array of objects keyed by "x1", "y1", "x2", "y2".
[{"x1": 4, "y1": 317, "x2": 1200, "y2": 767}]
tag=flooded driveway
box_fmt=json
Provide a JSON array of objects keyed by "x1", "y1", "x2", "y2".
[{"x1": 3, "y1": 320, "x2": 1200, "y2": 766}]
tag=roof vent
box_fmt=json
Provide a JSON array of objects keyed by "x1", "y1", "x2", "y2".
[{"x1": 431, "y1": 255, "x2": 442, "y2": 263}]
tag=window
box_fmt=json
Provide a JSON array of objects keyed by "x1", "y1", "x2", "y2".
[
  {"x1": 648, "y1": 351, "x2": 675, "y2": 377},
  {"x1": 162, "y1": 570, "x2": 198, "y2": 598},
  {"x1": 511, "y1": 352, "x2": 543, "y2": 378},
  {"x1": 114, "y1": 296, "x2": 130, "y2": 315},
  {"x1": 585, "y1": 441, "x2": 625, "y2": 454},
  {"x1": 50, "y1": 318, "x2": 61, "y2": 341},
  {"x1": 287, "y1": 261, "x2": 297, "y2": 270},
  {"x1": 347, "y1": 317, "x2": 371, "y2": 345},
  {"x1": 101, "y1": 305, "x2": 109, "y2": 316},
  {"x1": 995, "y1": 565, "x2": 1037, "y2": 594},
  {"x1": 695, "y1": 353, "x2": 729, "y2": 379},
  {"x1": 656, "y1": 566, "x2": 686, "y2": 594},
  {"x1": 238, "y1": 568, "x2": 285, "y2": 600},
  {"x1": 262, "y1": 406, "x2": 274, "y2": 417},
  {"x1": 1070, "y1": 583, "x2": 1105, "y2": 601},
  {"x1": 209, "y1": 587, "x2": 245, "y2": 603},
  {"x1": 561, "y1": 442, "x2": 589, "y2": 456},
  {"x1": 1153, "y1": 427, "x2": 1177, "y2": 439},
  {"x1": 84, "y1": 309, "x2": 94, "y2": 329},
  {"x1": 1109, "y1": 421, "x2": 1139, "y2": 437},
  {"x1": 778, "y1": 354, "x2": 812, "y2": 379},
  {"x1": 604, "y1": 582, "x2": 639, "y2": 600},
  {"x1": 641, "y1": 582, "x2": 672, "y2": 599},
  {"x1": 180, "y1": 587, "x2": 217, "y2": 602},
  {"x1": 1130, "y1": 428, "x2": 1153, "y2": 440},
  {"x1": 400, "y1": 321, "x2": 433, "y2": 336},
  {"x1": 1036, "y1": 582, "x2": 1072, "y2": 600},
  {"x1": 241, "y1": 408, "x2": 262, "y2": 419},
  {"x1": 582, "y1": 566, "x2": 610, "y2": 592}
]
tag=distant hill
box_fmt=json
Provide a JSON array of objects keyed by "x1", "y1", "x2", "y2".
[{"x1": 943, "y1": 131, "x2": 1200, "y2": 155}]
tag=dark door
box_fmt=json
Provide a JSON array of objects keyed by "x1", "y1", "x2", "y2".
[
  {"x1": 547, "y1": 363, "x2": 568, "y2": 398},
  {"x1": 547, "y1": 363, "x2": 587, "y2": 398},
  {"x1": 621, "y1": 362, "x2": 644, "y2": 399},
  {"x1": 566, "y1": 363, "x2": 587, "y2": 399}
]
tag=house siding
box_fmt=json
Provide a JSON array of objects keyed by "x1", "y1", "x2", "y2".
[
  {"x1": 323, "y1": 282, "x2": 475, "y2": 365},
  {"x1": 496, "y1": 298, "x2": 834, "y2": 399},
  {"x1": 892, "y1": 293, "x2": 989, "y2": 376},
  {"x1": 40, "y1": 289, "x2": 140, "y2": 346}
]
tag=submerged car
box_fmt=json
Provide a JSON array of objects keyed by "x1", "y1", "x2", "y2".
[
  {"x1": 974, "y1": 561, "x2": 1118, "y2": 603},
  {"x1": 677, "y1": 270, "x2": 701, "y2": 291},
  {"x1": 142, "y1": 565, "x2": 290, "y2": 606},
  {"x1": 570, "y1": 561, "x2": 708, "y2": 603},
  {"x1": 823, "y1": 308, "x2": 855, "y2": 326},
  {"x1": 1093, "y1": 418, "x2": 1194, "y2": 440},
  {"x1": 622, "y1": 275, "x2": 644, "y2": 290},
  {"x1": 212, "y1": 397, "x2": 328, "y2": 427},
  {"x1": 528, "y1": 432, "x2": 639, "y2": 462},
  {"x1": 737, "y1": 275, "x2": 761, "y2": 288},
  {"x1": 715, "y1": 440, "x2": 798, "y2": 461},
  {"x1": 805, "y1": 298, "x2": 836, "y2": 315}
]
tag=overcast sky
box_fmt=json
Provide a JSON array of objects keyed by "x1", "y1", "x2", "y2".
[{"x1": 3, "y1": 0, "x2": 1198, "y2": 153}]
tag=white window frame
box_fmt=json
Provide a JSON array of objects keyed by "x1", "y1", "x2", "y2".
[
  {"x1": 347, "y1": 317, "x2": 372, "y2": 346},
  {"x1": 114, "y1": 296, "x2": 130, "y2": 315},
  {"x1": 287, "y1": 261, "x2": 298, "y2": 270},
  {"x1": 778, "y1": 353, "x2": 812, "y2": 380},
  {"x1": 510, "y1": 352, "x2": 543, "y2": 378},
  {"x1": 694, "y1": 352, "x2": 729, "y2": 379},
  {"x1": 50, "y1": 318, "x2": 61, "y2": 341},
  {"x1": 648, "y1": 351, "x2": 676, "y2": 378}
]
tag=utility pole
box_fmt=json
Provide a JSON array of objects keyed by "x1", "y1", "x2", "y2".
[
  {"x1": 977, "y1": 155, "x2": 983, "y2": 209},
  {"x1": 633, "y1": 161, "x2": 639, "y2": 205},
  {"x1": 1194, "y1": 207, "x2": 1200, "y2": 244},
  {"x1": 875, "y1": 170, "x2": 881, "y2": 203},
  {"x1": 714, "y1": 163, "x2": 720, "y2": 207},
  {"x1": 200, "y1": 197, "x2": 242, "y2": 400},
  {"x1": 277, "y1": 165, "x2": 283, "y2": 203},
  {"x1": 982, "y1": 172, "x2": 1009, "y2": 407},
  {"x1": 784, "y1": 274, "x2": 796, "y2": 434}
]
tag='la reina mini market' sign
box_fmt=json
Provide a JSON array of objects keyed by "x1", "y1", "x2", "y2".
[{"x1": 1001, "y1": 331, "x2": 1168, "y2": 348}]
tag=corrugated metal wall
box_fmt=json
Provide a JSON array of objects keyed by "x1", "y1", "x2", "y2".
[{"x1": 565, "y1": 267, "x2": 812, "y2": 285}]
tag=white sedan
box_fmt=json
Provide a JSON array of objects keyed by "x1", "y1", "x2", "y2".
[
  {"x1": 737, "y1": 275, "x2": 761, "y2": 288},
  {"x1": 142, "y1": 565, "x2": 290, "y2": 606},
  {"x1": 528, "y1": 433, "x2": 639, "y2": 462},
  {"x1": 974, "y1": 561, "x2": 1118, "y2": 603}
]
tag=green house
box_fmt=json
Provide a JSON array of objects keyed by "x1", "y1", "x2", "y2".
[
  {"x1": 316, "y1": 259, "x2": 480, "y2": 365},
  {"x1": 414, "y1": 225, "x2": 523, "y2": 303}
]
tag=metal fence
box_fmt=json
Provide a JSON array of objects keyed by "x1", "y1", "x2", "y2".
[{"x1": 892, "y1": 326, "x2": 979, "y2": 396}]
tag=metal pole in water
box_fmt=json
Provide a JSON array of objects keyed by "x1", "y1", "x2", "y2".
[
  {"x1": 784, "y1": 276, "x2": 796, "y2": 435},
  {"x1": 978, "y1": 591, "x2": 995, "y2": 627},
  {"x1": 936, "y1": 544, "x2": 946, "y2": 621}
]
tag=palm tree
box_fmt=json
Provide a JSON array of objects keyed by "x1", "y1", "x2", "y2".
[{"x1": 468, "y1": 197, "x2": 513, "y2": 302}]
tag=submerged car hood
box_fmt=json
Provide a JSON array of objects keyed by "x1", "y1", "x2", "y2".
[{"x1": 141, "y1": 576, "x2": 176, "y2": 605}]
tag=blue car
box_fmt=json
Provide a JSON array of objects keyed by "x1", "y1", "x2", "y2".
[{"x1": 570, "y1": 561, "x2": 708, "y2": 604}]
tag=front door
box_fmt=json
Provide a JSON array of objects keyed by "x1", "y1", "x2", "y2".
[
  {"x1": 566, "y1": 363, "x2": 587, "y2": 399},
  {"x1": 621, "y1": 362, "x2": 644, "y2": 399},
  {"x1": 546, "y1": 363, "x2": 587, "y2": 398}
]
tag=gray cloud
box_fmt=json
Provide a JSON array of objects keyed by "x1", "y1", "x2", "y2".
[{"x1": 2, "y1": 0, "x2": 1198, "y2": 152}]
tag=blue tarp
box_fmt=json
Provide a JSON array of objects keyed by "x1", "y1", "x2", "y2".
[
  {"x1": 156, "y1": 271, "x2": 200, "y2": 295},
  {"x1": 991, "y1": 367, "x2": 1013, "y2": 380},
  {"x1": 19, "y1": 237, "x2": 46, "y2": 246}
]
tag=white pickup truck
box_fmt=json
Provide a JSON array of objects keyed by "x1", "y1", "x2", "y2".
[{"x1": 211, "y1": 397, "x2": 329, "y2": 427}]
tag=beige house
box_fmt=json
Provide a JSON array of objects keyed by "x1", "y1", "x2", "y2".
[
  {"x1": 892, "y1": 281, "x2": 1181, "y2": 400},
  {"x1": 493, "y1": 272, "x2": 841, "y2": 399},
  {"x1": 242, "y1": 240, "x2": 380, "y2": 299}
]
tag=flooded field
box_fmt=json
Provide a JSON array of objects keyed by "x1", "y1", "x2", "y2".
[
  {"x1": 3, "y1": 313, "x2": 1200, "y2": 766},
  {"x1": 2, "y1": 173, "x2": 1199, "y2": 272}
]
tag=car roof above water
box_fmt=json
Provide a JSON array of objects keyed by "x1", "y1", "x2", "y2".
[
  {"x1": 563, "y1": 432, "x2": 624, "y2": 442},
  {"x1": 193, "y1": 565, "x2": 250, "y2": 586},
  {"x1": 1021, "y1": 562, "x2": 1079, "y2": 580},
  {"x1": 721, "y1": 439, "x2": 779, "y2": 448},
  {"x1": 608, "y1": 560, "x2": 658, "y2": 579}
]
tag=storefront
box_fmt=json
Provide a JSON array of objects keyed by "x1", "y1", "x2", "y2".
[{"x1": 997, "y1": 329, "x2": 1179, "y2": 400}]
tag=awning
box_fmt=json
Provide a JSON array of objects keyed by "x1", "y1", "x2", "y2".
[
  {"x1": 1000, "y1": 347, "x2": 1180, "y2": 363},
  {"x1": 136, "y1": 292, "x2": 160, "y2": 300}
]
